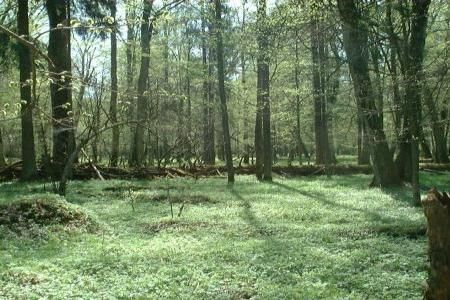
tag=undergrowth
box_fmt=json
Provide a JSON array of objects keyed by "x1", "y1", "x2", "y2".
[{"x1": 0, "y1": 172, "x2": 447, "y2": 299}]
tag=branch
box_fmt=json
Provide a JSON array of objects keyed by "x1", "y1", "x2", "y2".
[{"x1": 0, "y1": 24, "x2": 54, "y2": 68}]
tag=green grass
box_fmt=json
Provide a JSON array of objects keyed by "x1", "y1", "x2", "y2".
[{"x1": 0, "y1": 173, "x2": 448, "y2": 299}]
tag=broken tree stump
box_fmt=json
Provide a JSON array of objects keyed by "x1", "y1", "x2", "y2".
[{"x1": 422, "y1": 188, "x2": 450, "y2": 300}]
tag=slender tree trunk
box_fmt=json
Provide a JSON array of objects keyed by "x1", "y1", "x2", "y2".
[
  {"x1": 338, "y1": 0, "x2": 400, "y2": 187},
  {"x1": 258, "y1": 0, "x2": 272, "y2": 181},
  {"x1": 0, "y1": 128, "x2": 6, "y2": 168},
  {"x1": 424, "y1": 85, "x2": 449, "y2": 163},
  {"x1": 202, "y1": 2, "x2": 216, "y2": 165},
  {"x1": 242, "y1": 1, "x2": 249, "y2": 165},
  {"x1": 357, "y1": 113, "x2": 370, "y2": 165},
  {"x1": 18, "y1": 0, "x2": 37, "y2": 180},
  {"x1": 214, "y1": 0, "x2": 234, "y2": 183},
  {"x1": 126, "y1": 6, "x2": 136, "y2": 165},
  {"x1": 185, "y1": 24, "x2": 192, "y2": 161},
  {"x1": 201, "y1": 5, "x2": 211, "y2": 164},
  {"x1": 46, "y1": 0, "x2": 74, "y2": 177},
  {"x1": 110, "y1": 0, "x2": 119, "y2": 167},
  {"x1": 132, "y1": 0, "x2": 153, "y2": 167},
  {"x1": 294, "y1": 35, "x2": 308, "y2": 165}
]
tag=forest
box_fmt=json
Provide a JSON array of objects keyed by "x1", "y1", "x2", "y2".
[{"x1": 0, "y1": 0, "x2": 449, "y2": 299}]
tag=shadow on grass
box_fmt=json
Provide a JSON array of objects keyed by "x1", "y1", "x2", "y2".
[{"x1": 268, "y1": 180, "x2": 404, "y2": 224}]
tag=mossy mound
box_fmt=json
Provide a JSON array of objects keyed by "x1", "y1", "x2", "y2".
[{"x1": 0, "y1": 194, "x2": 98, "y2": 237}]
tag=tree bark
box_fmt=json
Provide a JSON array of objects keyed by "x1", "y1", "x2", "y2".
[
  {"x1": 126, "y1": 5, "x2": 136, "y2": 165},
  {"x1": 294, "y1": 34, "x2": 309, "y2": 165},
  {"x1": 46, "y1": 0, "x2": 75, "y2": 177},
  {"x1": 18, "y1": 0, "x2": 37, "y2": 180},
  {"x1": 109, "y1": 0, "x2": 119, "y2": 167},
  {"x1": 311, "y1": 19, "x2": 332, "y2": 166},
  {"x1": 202, "y1": 1, "x2": 216, "y2": 165},
  {"x1": 132, "y1": 0, "x2": 153, "y2": 167},
  {"x1": 0, "y1": 128, "x2": 6, "y2": 168},
  {"x1": 257, "y1": 0, "x2": 272, "y2": 181},
  {"x1": 338, "y1": 0, "x2": 400, "y2": 186},
  {"x1": 404, "y1": 0, "x2": 431, "y2": 203},
  {"x1": 214, "y1": 0, "x2": 234, "y2": 183},
  {"x1": 242, "y1": 1, "x2": 250, "y2": 165},
  {"x1": 422, "y1": 188, "x2": 450, "y2": 300}
]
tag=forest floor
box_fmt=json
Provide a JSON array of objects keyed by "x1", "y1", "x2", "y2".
[{"x1": 0, "y1": 173, "x2": 449, "y2": 299}]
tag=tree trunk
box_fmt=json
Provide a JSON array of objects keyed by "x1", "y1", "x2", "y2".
[
  {"x1": 202, "y1": 2, "x2": 216, "y2": 165},
  {"x1": 405, "y1": 0, "x2": 431, "y2": 203},
  {"x1": 311, "y1": 19, "x2": 331, "y2": 165},
  {"x1": 257, "y1": 0, "x2": 272, "y2": 181},
  {"x1": 422, "y1": 188, "x2": 450, "y2": 300},
  {"x1": 294, "y1": 35, "x2": 309, "y2": 165},
  {"x1": 0, "y1": 128, "x2": 6, "y2": 168},
  {"x1": 132, "y1": 0, "x2": 153, "y2": 167},
  {"x1": 109, "y1": 0, "x2": 119, "y2": 167},
  {"x1": 424, "y1": 85, "x2": 449, "y2": 163},
  {"x1": 126, "y1": 5, "x2": 136, "y2": 166},
  {"x1": 242, "y1": 1, "x2": 249, "y2": 165},
  {"x1": 357, "y1": 107, "x2": 371, "y2": 165},
  {"x1": 18, "y1": 0, "x2": 37, "y2": 180},
  {"x1": 338, "y1": 0, "x2": 400, "y2": 187},
  {"x1": 214, "y1": 0, "x2": 234, "y2": 183},
  {"x1": 46, "y1": 0, "x2": 75, "y2": 177}
]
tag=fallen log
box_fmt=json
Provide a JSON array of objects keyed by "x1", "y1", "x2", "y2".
[
  {"x1": 422, "y1": 188, "x2": 450, "y2": 300},
  {"x1": 0, "y1": 162, "x2": 450, "y2": 181}
]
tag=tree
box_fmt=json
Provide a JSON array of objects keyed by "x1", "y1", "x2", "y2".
[
  {"x1": 310, "y1": 16, "x2": 331, "y2": 166},
  {"x1": 18, "y1": 0, "x2": 37, "y2": 180},
  {"x1": 258, "y1": 0, "x2": 272, "y2": 181},
  {"x1": 131, "y1": 0, "x2": 153, "y2": 167},
  {"x1": 46, "y1": 0, "x2": 75, "y2": 176},
  {"x1": 403, "y1": 0, "x2": 431, "y2": 204},
  {"x1": 109, "y1": 0, "x2": 119, "y2": 167},
  {"x1": 202, "y1": 0, "x2": 216, "y2": 165},
  {"x1": 214, "y1": 0, "x2": 234, "y2": 183},
  {"x1": 337, "y1": 0, "x2": 401, "y2": 187}
]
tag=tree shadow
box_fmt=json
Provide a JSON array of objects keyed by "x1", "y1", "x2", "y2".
[{"x1": 268, "y1": 180, "x2": 417, "y2": 225}]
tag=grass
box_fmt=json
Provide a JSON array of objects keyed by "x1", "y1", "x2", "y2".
[{"x1": 0, "y1": 172, "x2": 448, "y2": 299}]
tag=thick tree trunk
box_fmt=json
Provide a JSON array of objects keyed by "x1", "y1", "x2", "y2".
[
  {"x1": 311, "y1": 19, "x2": 332, "y2": 165},
  {"x1": 214, "y1": 0, "x2": 234, "y2": 183},
  {"x1": 109, "y1": 0, "x2": 119, "y2": 167},
  {"x1": 405, "y1": 0, "x2": 431, "y2": 203},
  {"x1": 132, "y1": 1, "x2": 153, "y2": 167},
  {"x1": 338, "y1": 0, "x2": 400, "y2": 187},
  {"x1": 18, "y1": 0, "x2": 37, "y2": 180},
  {"x1": 46, "y1": 0, "x2": 75, "y2": 177},
  {"x1": 422, "y1": 188, "x2": 450, "y2": 300}
]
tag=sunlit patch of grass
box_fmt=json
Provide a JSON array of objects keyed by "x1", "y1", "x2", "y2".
[{"x1": 1, "y1": 172, "x2": 448, "y2": 298}]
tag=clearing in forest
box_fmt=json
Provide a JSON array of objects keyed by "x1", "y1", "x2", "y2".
[{"x1": 0, "y1": 173, "x2": 448, "y2": 299}]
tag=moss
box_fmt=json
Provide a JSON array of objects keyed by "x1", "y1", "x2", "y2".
[{"x1": 0, "y1": 194, "x2": 98, "y2": 237}]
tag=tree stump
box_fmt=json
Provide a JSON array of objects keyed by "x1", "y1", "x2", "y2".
[{"x1": 422, "y1": 188, "x2": 450, "y2": 300}]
